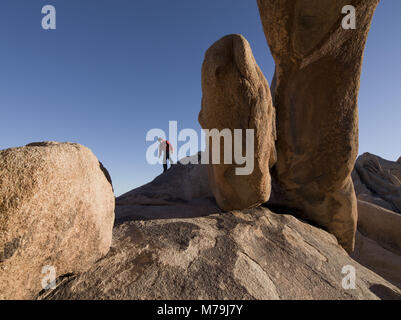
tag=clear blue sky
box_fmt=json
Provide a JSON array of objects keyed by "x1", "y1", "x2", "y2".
[{"x1": 0, "y1": 1, "x2": 400, "y2": 196}]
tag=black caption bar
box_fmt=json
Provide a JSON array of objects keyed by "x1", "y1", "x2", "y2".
[{"x1": 0, "y1": 300, "x2": 394, "y2": 318}]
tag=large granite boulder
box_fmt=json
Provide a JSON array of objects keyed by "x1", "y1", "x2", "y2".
[
  {"x1": 198, "y1": 34, "x2": 276, "y2": 211},
  {"x1": 41, "y1": 206, "x2": 400, "y2": 300},
  {"x1": 353, "y1": 153, "x2": 401, "y2": 213},
  {"x1": 257, "y1": 0, "x2": 380, "y2": 252},
  {"x1": 0, "y1": 142, "x2": 115, "y2": 299}
]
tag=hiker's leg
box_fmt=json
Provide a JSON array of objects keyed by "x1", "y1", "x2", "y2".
[
  {"x1": 166, "y1": 151, "x2": 170, "y2": 170},
  {"x1": 163, "y1": 152, "x2": 167, "y2": 172}
]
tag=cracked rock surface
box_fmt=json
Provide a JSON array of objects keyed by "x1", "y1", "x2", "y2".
[{"x1": 43, "y1": 206, "x2": 400, "y2": 300}]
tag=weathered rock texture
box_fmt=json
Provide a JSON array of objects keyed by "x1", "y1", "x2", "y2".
[
  {"x1": 356, "y1": 200, "x2": 401, "y2": 255},
  {"x1": 352, "y1": 231, "x2": 401, "y2": 291},
  {"x1": 117, "y1": 150, "x2": 401, "y2": 291},
  {"x1": 352, "y1": 200, "x2": 401, "y2": 289},
  {"x1": 257, "y1": 0, "x2": 380, "y2": 252},
  {"x1": 42, "y1": 206, "x2": 400, "y2": 300},
  {"x1": 116, "y1": 153, "x2": 218, "y2": 223},
  {"x1": 0, "y1": 142, "x2": 115, "y2": 299},
  {"x1": 117, "y1": 153, "x2": 213, "y2": 206},
  {"x1": 198, "y1": 34, "x2": 276, "y2": 211},
  {"x1": 353, "y1": 153, "x2": 401, "y2": 213}
]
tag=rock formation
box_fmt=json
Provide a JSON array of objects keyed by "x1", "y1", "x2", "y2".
[
  {"x1": 0, "y1": 142, "x2": 115, "y2": 299},
  {"x1": 356, "y1": 200, "x2": 401, "y2": 255},
  {"x1": 198, "y1": 34, "x2": 276, "y2": 211},
  {"x1": 257, "y1": 0, "x2": 380, "y2": 252},
  {"x1": 1, "y1": 0, "x2": 397, "y2": 301},
  {"x1": 41, "y1": 206, "x2": 400, "y2": 300},
  {"x1": 349, "y1": 155, "x2": 401, "y2": 289},
  {"x1": 117, "y1": 153, "x2": 213, "y2": 206},
  {"x1": 353, "y1": 153, "x2": 401, "y2": 213},
  {"x1": 2, "y1": 143, "x2": 398, "y2": 299},
  {"x1": 115, "y1": 153, "x2": 218, "y2": 222},
  {"x1": 352, "y1": 200, "x2": 401, "y2": 289}
]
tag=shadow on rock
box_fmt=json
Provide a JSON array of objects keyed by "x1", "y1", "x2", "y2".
[
  {"x1": 115, "y1": 197, "x2": 221, "y2": 225},
  {"x1": 369, "y1": 284, "x2": 401, "y2": 300}
]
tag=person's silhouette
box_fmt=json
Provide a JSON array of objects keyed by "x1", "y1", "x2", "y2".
[{"x1": 158, "y1": 137, "x2": 174, "y2": 172}]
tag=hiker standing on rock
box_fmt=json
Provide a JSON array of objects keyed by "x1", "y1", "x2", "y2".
[{"x1": 158, "y1": 137, "x2": 174, "y2": 172}]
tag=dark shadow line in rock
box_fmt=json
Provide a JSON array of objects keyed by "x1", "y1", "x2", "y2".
[
  {"x1": 263, "y1": 202, "x2": 330, "y2": 232},
  {"x1": 36, "y1": 273, "x2": 77, "y2": 300},
  {"x1": 114, "y1": 210, "x2": 220, "y2": 225},
  {"x1": 114, "y1": 200, "x2": 222, "y2": 226},
  {"x1": 99, "y1": 161, "x2": 113, "y2": 191},
  {"x1": 369, "y1": 284, "x2": 401, "y2": 300}
]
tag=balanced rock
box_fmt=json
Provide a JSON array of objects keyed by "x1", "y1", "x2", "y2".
[
  {"x1": 257, "y1": 0, "x2": 380, "y2": 252},
  {"x1": 0, "y1": 142, "x2": 115, "y2": 299},
  {"x1": 198, "y1": 34, "x2": 276, "y2": 211}
]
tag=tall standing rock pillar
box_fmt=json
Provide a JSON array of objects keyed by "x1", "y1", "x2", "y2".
[
  {"x1": 199, "y1": 34, "x2": 276, "y2": 211},
  {"x1": 257, "y1": 0, "x2": 380, "y2": 252}
]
